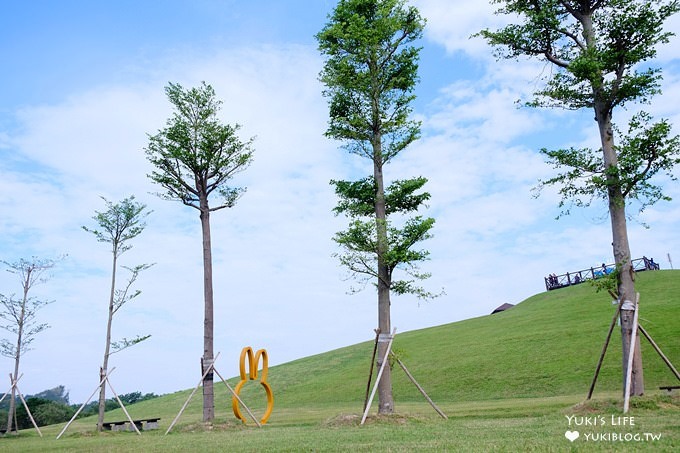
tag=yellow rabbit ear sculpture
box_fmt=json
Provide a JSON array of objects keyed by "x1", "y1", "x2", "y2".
[{"x1": 232, "y1": 346, "x2": 274, "y2": 424}]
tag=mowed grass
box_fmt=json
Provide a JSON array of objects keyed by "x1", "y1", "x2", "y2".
[
  {"x1": 263, "y1": 269, "x2": 680, "y2": 406},
  {"x1": 2, "y1": 270, "x2": 678, "y2": 451},
  {"x1": 4, "y1": 395, "x2": 679, "y2": 452}
]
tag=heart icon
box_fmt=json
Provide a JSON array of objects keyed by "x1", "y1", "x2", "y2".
[{"x1": 565, "y1": 430, "x2": 580, "y2": 442}]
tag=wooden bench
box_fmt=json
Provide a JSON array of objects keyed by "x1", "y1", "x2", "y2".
[
  {"x1": 659, "y1": 385, "x2": 680, "y2": 393},
  {"x1": 102, "y1": 418, "x2": 161, "y2": 431}
]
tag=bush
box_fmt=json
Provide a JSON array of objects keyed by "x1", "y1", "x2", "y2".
[
  {"x1": 74, "y1": 391, "x2": 160, "y2": 418},
  {"x1": 15, "y1": 397, "x2": 75, "y2": 429}
]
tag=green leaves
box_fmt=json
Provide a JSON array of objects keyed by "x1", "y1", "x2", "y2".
[
  {"x1": 479, "y1": 1, "x2": 679, "y2": 111},
  {"x1": 482, "y1": 1, "x2": 680, "y2": 226},
  {"x1": 320, "y1": 1, "x2": 437, "y2": 301},
  {"x1": 331, "y1": 176, "x2": 430, "y2": 216},
  {"x1": 616, "y1": 112, "x2": 680, "y2": 207},
  {"x1": 332, "y1": 216, "x2": 436, "y2": 298},
  {"x1": 0, "y1": 294, "x2": 52, "y2": 357},
  {"x1": 384, "y1": 176, "x2": 430, "y2": 213},
  {"x1": 113, "y1": 263, "x2": 155, "y2": 314},
  {"x1": 317, "y1": 0, "x2": 425, "y2": 164},
  {"x1": 110, "y1": 334, "x2": 152, "y2": 355},
  {"x1": 331, "y1": 175, "x2": 437, "y2": 299},
  {"x1": 145, "y1": 82, "x2": 254, "y2": 211},
  {"x1": 331, "y1": 178, "x2": 376, "y2": 217},
  {"x1": 82, "y1": 196, "x2": 149, "y2": 257},
  {"x1": 535, "y1": 112, "x2": 680, "y2": 216},
  {"x1": 0, "y1": 257, "x2": 59, "y2": 358}
]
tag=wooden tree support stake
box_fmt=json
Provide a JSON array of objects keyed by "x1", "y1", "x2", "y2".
[
  {"x1": 361, "y1": 328, "x2": 396, "y2": 425},
  {"x1": 58, "y1": 367, "x2": 116, "y2": 439},
  {"x1": 587, "y1": 297, "x2": 623, "y2": 400},
  {"x1": 589, "y1": 292, "x2": 679, "y2": 403},
  {"x1": 390, "y1": 353, "x2": 447, "y2": 419},
  {"x1": 0, "y1": 372, "x2": 23, "y2": 404},
  {"x1": 166, "y1": 352, "x2": 262, "y2": 434},
  {"x1": 638, "y1": 325, "x2": 680, "y2": 381},
  {"x1": 4, "y1": 373, "x2": 43, "y2": 437},
  {"x1": 166, "y1": 352, "x2": 222, "y2": 434},
  {"x1": 623, "y1": 293, "x2": 640, "y2": 413},
  {"x1": 363, "y1": 328, "x2": 381, "y2": 412},
  {"x1": 212, "y1": 366, "x2": 261, "y2": 428},
  {"x1": 105, "y1": 376, "x2": 141, "y2": 435}
]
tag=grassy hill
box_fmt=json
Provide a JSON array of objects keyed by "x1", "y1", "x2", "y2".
[
  {"x1": 85, "y1": 269, "x2": 680, "y2": 416},
  {"x1": 4, "y1": 270, "x2": 678, "y2": 451},
  {"x1": 261, "y1": 269, "x2": 679, "y2": 408},
  {"x1": 110, "y1": 269, "x2": 677, "y2": 418}
]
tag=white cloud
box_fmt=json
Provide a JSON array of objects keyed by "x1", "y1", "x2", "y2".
[
  {"x1": 13, "y1": 86, "x2": 164, "y2": 192},
  {"x1": 0, "y1": 44, "x2": 357, "y2": 401},
  {"x1": 413, "y1": 0, "x2": 503, "y2": 57}
]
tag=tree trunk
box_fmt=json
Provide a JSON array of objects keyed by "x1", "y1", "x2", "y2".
[
  {"x1": 98, "y1": 251, "x2": 118, "y2": 431},
  {"x1": 6, "y1": 324, "x2": 23, "y2": 433},
  {"x1": 376, "y1": 264, "x2": 393, "y2": 414},
  {"x1": 199, "y1": 197, "x2": 215, "y2": 422},
  {"x1": 368, "y1": 50, "x2": 394, "y2": 414},
  {"x1": 595, "y1": 105, "x2": 644, "y2": 396},
  {"x1": 6, "y1": 370, "x2": 17, "y2": 433},
  {"x1": 373, "y1": 133, "x2": 394, "y2": 415},
  {"x1": 6, "y1": 267, "x2": 31, "y2": 433},
  {"x1": 581, "y1": 7, "x2": 644, "y2": 398}
]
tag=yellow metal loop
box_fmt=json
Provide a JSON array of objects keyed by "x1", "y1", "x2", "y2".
[
  {"x1": 239, "y1": 347, "x2": 254, "y2": 380},
  {"x1": 233, "y1": 346, "x2": 274, "y2": 424},
  {"x1": 254, "y1": 349, "x2": 268, "y2": 382}
]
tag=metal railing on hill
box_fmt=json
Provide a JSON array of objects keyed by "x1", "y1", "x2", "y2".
[{"x1": 545, "y1": 257, "x2": 660, "y2": 291}]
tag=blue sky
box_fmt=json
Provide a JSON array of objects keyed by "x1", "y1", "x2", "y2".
[{"x1": 1, "y1": 1, "x2": 679, "y2": 405}]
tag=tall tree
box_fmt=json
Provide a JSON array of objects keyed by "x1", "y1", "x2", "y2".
[
  {"x1": 145, "y1": 82, "x2": 254, "y2": 422},
  {"x1": 83, "y1": 196, "x2": 152, "y2": 431},
  {"x1": 317, "y1": 0, "x2": 434, "y2": 415},
  {"x1": 0, "y1": 256, "x2": 60, "y2": 433},
  {"x1": 478, "y1": 0, "x2": 680, "y2": 396}
]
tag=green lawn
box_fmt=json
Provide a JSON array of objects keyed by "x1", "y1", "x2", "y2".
[
  {"x1": 4, "y1": 395, "x2": 679, "y2": 452},
  {"x1": 262, "y1": 269, "x2": 679, "y2": 406},
  {"x1": 2, "y1": 270, "x2": 678, "y2": 451}
]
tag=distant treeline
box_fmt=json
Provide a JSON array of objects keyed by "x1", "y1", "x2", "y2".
[{"x1": 0, "y1": 385, "x2": 159, "y2": 431}]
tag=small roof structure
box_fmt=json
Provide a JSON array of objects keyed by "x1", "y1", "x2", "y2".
[{"x1": 491, "y1": 303, "x2": 514, "y2": 315}]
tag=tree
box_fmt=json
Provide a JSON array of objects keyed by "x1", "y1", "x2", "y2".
[
  {"x1": 317, "y1": 0, "x2": 435, "y2": 414},
  {"x1": 15, "y1": 397, "x2": 75, "y2": 429},
  {"x1": 330, "y1": 177, "x2": 437, "y2": 300},
  {"x1": 75, "y1": 391, "x2": 158, "y2": 418},
  {"x1": 83, "y1": 196, "x2": 152, "y2": 431},
  {"x1": 478, "y1": 0, "x2": 680, "y2": 396},
  {"x1": 0, "y1": 256, "x2": 60, "y2": 433},
  {"x1": 145, "y1": 82, "x2": 254, "y2": 422}
]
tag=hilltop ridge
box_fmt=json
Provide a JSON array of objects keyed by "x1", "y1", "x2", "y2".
[{"x1": 254, "y1": 270, "x2": 679, "y2": 407}]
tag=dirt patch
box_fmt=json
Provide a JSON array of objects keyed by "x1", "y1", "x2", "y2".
[
  {"x1": 324, "y1": 413, "x2": 361, "y2": 427},
  {"x1": 568, "y1": 399, "x2": 620, "y2": 415},
  {"x1": 176, "y1": 419, "x2": 246, "y2": 433},
  {"x1": 568, "y1": 393, "x2": 680, "y2": 415},
  {"x1": 324, "y1": 412, "x2": 416, "y2": 427}
]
